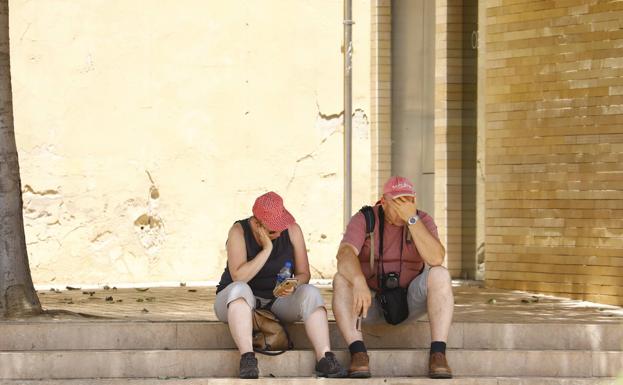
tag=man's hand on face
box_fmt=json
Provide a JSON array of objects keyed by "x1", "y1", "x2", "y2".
[
  {"x1": 388, "y1": 196, "x2": 417, "y2": 222},
  {"x1": 352, "y1": 277, "x2": 372, "y2": 318}
]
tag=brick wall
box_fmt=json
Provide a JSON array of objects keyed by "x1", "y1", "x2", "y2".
[
  {"x1": 435, "y1": 0, "x2": 478, "y2": 277},
  {"x1": 435, "y1": 0, "x2": 460, "y2": 276},
  {"x1": 370, "y1": 0, "x2": 392, "y2": 200},
  {"x1": 484, "y1": 0, "x2": 623, "y2": 306},
  {"x1": 461, "y1": 0, "x2": 478, "y2": 279}
]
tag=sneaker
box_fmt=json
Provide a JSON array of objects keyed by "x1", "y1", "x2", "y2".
[
  {"x1": 348, "y1": 351, "x2": 371, "y2": 378},
  {"x1": 315, "y1": 351, "x2": 348, "y2": 378},
  {"x1": 429, "y1": 352, "x2": 452, "y2": 379},
  {"x1": 239, "y1": 352, "x2": 259, "y2": 379}
]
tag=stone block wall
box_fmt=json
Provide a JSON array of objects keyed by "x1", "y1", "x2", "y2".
[{"x1": 484, "y1": 0, "x2": 623, "y2": 306}]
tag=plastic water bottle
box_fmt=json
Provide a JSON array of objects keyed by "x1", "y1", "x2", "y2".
[{"x1": 276, "y1": 261, "x2": 293, "y2": 284}]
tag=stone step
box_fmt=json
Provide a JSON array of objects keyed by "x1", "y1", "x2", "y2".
[
  {"x1": 1, "y1": 321, "x2": 621, "y2": 351},
  {"x1": 0, "y1": 377, "x2": 617, "y2": 385},
  {"x1": 1, "y1": 349, "x2": 621, "y2": 379}
]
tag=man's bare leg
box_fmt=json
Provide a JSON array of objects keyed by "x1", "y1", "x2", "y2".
[
  {"x1": 332, "y1": 273, "x2": 371, "y2": 378},
  {"x1": 427, "y1": 266, "x2": 454, "y2": 342},
  {"x1": 426, "y1": 266, "x2": 454, "y2": 379},
  {"x1": 332, "y1": 273, "x2": 363, "y2": 345}
]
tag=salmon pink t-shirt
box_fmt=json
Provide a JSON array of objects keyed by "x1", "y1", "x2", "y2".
[{"x1": 341, "y1": 205, "x2": 439, "y2": 291}]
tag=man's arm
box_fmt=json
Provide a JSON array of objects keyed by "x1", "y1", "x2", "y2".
[
  {"x1": 406, "y1": 219, "x2": 445, "y2": 266},
  {"x1": 389, "y1": 197, "x2": 445, "y2": 266},
  {"x1": 336, "y1": 243, "x2": 372, "y2": 317},
  {"x1": 336, "y1": 243, "x2": 364, "y2": 284}
]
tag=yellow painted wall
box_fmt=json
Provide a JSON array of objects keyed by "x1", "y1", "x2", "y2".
[
  {"x1": 10, "y1": 0, "x2": 372, "y2": 285},
  {"x1": 484, "y1": 0, "x2": 623, "y2": 306}
]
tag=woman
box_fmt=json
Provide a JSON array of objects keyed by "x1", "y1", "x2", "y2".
[{"x1": 215, "y1": 191, "x2": 346, "y2": 379}]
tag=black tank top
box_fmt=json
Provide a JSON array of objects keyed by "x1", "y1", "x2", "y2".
[{"x1": 216, "y1": 218, "x2": 295, "y2": 299}]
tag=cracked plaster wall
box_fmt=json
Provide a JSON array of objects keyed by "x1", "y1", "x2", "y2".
[{"x1": 10, "y1": 0, "x2": 372, "y2": 285}]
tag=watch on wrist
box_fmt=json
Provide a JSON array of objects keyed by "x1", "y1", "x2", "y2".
[{"x1": 407, "y1": 214, "x2": 420, "y2": 225}]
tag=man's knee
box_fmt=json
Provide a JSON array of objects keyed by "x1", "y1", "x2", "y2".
[
  {"x1": 332, "y1": 272, "x2": 351, "y2": 290},
  {"x1": 427, "y1": 266, "x2": 452, "y2": 288}
]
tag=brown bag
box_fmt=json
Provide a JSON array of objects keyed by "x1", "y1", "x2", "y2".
[{"x1": 252, "y1": 308, "x2": 293, "y2": 355}]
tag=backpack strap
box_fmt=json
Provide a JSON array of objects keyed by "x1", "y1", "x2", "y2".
[{"x1": 359, "y1": 206, "x2": 375, "y2": 272}]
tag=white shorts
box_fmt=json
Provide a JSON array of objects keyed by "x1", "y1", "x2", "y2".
[{"x1": 363, "y1": 266, "x2": 430, "y2": 324}]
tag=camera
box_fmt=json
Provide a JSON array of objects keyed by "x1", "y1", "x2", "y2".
[{"x1": 381, "y1": 272, "x2": 400, "y2": 290}]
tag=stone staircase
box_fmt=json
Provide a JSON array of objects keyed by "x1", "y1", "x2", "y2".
[{"x1": 0, "y1": 318, "x2": 621, "y2": 384}]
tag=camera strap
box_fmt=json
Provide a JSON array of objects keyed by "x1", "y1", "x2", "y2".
[{"x1": 376, "y1": 206, "x2": 404, "y2": 290}]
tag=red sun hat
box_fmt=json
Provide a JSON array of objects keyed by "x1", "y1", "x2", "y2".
[
  {"x1": 252, "y1": 191, "x2": 296, "y2": 232},
  {"x1": 383, "y1": 176, "x2": 416, "y2": 199}
]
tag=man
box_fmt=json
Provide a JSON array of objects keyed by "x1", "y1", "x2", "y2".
[{"x1": 332, "y1": 176, "x2": 454, "y2": 378}]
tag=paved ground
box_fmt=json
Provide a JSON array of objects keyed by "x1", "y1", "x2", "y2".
[{"x1": 22, "y1": 281, "x2": 623, "y2": 323}]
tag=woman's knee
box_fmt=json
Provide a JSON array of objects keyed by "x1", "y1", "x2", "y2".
[
  {"x1": 297, "y1": 283, "x2": 322, "y2": 298},
  {"x1": 215, "y1": 281, "x2": 255, "y2": 322},
  {"x1": 227, "y1": 281, "x2": 255, "y2": 307},
  {"x1": 297, "y1": 284, "x2": 325, "y2": 320}
]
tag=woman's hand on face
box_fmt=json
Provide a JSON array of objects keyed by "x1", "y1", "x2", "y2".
[{"x1": 251, "y1": 218, "x2": 273, "y2": 250}]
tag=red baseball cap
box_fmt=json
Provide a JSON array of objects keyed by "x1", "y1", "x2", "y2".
[
  {"x1": 252, "y1": 191, "x2": 296, "y2": 232},
  {"x1": 383, "y1": 176, "x2": 416, "y2": 199}
]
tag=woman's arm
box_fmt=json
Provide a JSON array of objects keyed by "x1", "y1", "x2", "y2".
[{"x1": 226, "y1": 222, "x2": 273, "y2": 282}]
